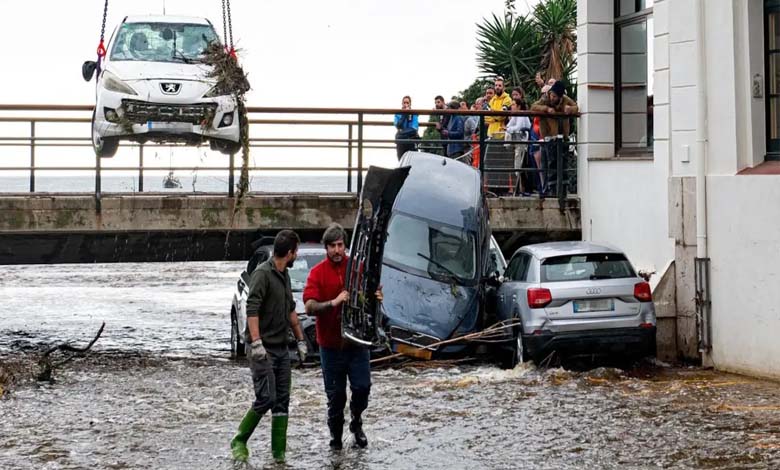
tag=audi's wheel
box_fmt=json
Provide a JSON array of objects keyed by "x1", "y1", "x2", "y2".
[{"x1": 499, "y1": 328, "x2": 528, "y2": 370}]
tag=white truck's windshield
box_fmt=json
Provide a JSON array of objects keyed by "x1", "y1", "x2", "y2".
[{"x1": 110, "y1": 22, "x2": 218, "y2": 63}]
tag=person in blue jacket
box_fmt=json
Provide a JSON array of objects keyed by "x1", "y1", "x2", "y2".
[
  {"x1": 442, "y1": 101, "x2": 465, "y2": 159},
  {"x1": 393, "y1": 96, "x2": 419, "y2": 160}
]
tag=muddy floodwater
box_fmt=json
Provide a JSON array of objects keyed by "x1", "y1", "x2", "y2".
[{"x1": 2, "y1": 262, "x2": 780, "y2": 469}]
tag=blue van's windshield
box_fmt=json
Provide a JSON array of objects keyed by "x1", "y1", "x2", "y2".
[{"x1": 383, "y1": 212, "x2": 476, "y2": 283}]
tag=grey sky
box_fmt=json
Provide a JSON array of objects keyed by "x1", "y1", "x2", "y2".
[
  {"x1": 2, "y1": 0, "x2": 541, "y2": 107},
  {"x1": 0, "y1": 0, "x2": 540, "y2": 174}
]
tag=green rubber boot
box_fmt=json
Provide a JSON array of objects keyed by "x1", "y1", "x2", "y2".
[
  {"x1": 230, "y1": 408, "x2": 261, "y2": 462},
  {"x1": 271, "y1": 414, "x2": 289, "y2": 463}
]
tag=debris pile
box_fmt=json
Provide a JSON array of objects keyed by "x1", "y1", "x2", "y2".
[{"x1": 202, "y1": 42, "x2": 252, "y2": 215}]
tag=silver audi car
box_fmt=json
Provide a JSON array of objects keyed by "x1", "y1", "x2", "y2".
[{"x1": 494, "y1": 241, "x2": 656, "y2": 368}]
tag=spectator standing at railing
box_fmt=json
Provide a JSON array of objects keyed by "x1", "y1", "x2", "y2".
[
  {"x1": 486, "y1": 77, "x2": 513, "y2": 137},
  {"x1": 505, "y1": 89, "x2": 533, "y2": 195},
  {"x1": 393, "y1": 96, "x2": 420, "y2": 160},
  {"x1": 464, "y1": 97, "x2": 485, "y2": 138},
  {"x1": 422, "y1": 96, "x2": 446, "y2": 156},
  {"x1": 442, "y1": 101, "x2": 466, "y2": 159},
  {"x1": 531, "y1": 80, "x2": 578, "y2": 195},
  {"x1": 531, "y1": 80, "x2": 578, "y2": 139}
]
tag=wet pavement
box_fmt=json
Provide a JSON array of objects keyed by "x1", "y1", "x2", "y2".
[{"x1": 2, "y1": 262, "x2": 780, "y2": 469}]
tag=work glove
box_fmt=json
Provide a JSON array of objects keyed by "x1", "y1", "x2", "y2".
[
  {"x1": 297, "y1": 340, "x2": 308, "y2": 364},
  {"x1": 249, "y1": 339, "x2": 267, "y2": 361}
]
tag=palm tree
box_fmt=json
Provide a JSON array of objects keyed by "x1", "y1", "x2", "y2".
[
  {"x1": 474, "y1": 0, "x2": 577, "y2": 98},
  {"x1": 532, "y1": 0, "x2": 577, "y2": 85},
  {"x1": 475, "y1": 13, "x2": 541, "y2": 92}
]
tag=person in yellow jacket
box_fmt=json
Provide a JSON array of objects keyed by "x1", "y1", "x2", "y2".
[{"x1": 486, "y1": 77, "x2": 513, "y2": 137}]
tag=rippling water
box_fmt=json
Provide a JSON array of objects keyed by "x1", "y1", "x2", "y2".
[{"x1": 2, "y1": 262, "x2": 780, "y2": 469}]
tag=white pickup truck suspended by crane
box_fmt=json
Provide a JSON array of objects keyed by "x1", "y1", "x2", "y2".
[{"x1": 82, "y1": 0, "x2": 243, "y2": 157}]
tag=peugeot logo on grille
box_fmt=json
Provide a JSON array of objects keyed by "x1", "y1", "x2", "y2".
[
  {"x1": 586, "y1": 287, "x2": 602, "y2": 295},
  {"x1": 160, "y1": 82, "x2": 182, "y2": 95}
]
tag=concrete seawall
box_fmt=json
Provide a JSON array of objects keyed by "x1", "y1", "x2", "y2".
[{"x1": 0, "y1": 193, "x2": 580, "y2": 263}]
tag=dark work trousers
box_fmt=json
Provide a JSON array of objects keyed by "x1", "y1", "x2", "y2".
[
  {"x1": 541, "y1": 142, "x2": 568, "y2": 195},
  {"x1": 319, "y1": 346, "x2": 371, "y2": 428},
  {"x1": 396, "y1": 141, "x2": 416, "y2": 160},
  {"x1": 249, "y1": 344, "x2": 291, "y2": 418}
]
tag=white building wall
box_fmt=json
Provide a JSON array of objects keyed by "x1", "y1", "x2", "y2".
[
  {"x1": 578, "y1": 0, "x2": 674, "y2": 283},
  {"x1": 707, "y1": 176, "x2": 780, "y2": 380}
]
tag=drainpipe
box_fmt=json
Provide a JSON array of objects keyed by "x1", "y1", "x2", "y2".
[
  {"x1": 695, "y1": 0, "x2": 712, "y2": 356},
  {"x1": 695, "y1": 0, "x2": 708, "y2": 260}
]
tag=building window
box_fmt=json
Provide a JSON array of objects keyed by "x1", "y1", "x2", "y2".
[
  {"x1": 767, "y1": 0, "x2": 780, "y2": 157},
  {"x1": 615, "y1": 1, "x2": 654, "y2": 155}
]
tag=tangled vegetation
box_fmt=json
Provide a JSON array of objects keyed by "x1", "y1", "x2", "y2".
[{"x1": 201, "y1": 42, "x2": 252, "y2": 238}]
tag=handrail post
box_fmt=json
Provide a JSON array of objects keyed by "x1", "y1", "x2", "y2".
[
  {"x1": 347, "y1": 124, "x2": 353, "y2": 193},
  {"x1": 478, "y1": 115, "x2": 486, "y2": 185},
  {"x1": 138, "y1": 144, "x2": 144, "y2": 193},
  {"x1": 556, "y1": 117, "x2": 565, "y2": 207},
  {"x1": 29, "y1": 121, "x2": 35, "y2": 192},
  {"x1": 228, "y1": 152, "x2": 235, "y2": 198},
  {"x1": 95, "y1": 152, "x2": 102, "y2": 212},
  {"x1": 357, "y1": 113, "x2": 364, "y2": 194}
]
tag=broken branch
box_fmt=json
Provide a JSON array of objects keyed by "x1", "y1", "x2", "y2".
[
  {"x1": 370, "y1": 319, "x2": 522, "y2": 365},
  {"x1": 37, "y1": 322, "x2": 106, "y2": 382}
]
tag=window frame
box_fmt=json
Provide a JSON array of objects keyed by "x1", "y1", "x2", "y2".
[
  {"x1": 766, "y1": 0, "x2": 780, "y2": 159},
  {"x1": 506, "y1": 252, "x2": 532, "y2": 282},
  {"x1": 614, "y1": 1, "x2": 654, "y2": 158}
]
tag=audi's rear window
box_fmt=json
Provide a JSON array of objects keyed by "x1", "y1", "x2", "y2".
[{"x1": 541, "y1": 253, "x2": 635, "y2": 282}]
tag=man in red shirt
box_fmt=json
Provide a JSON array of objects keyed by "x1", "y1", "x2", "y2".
[{"x1": 303, "y1": 223, "x2": 381, "y2": 450}]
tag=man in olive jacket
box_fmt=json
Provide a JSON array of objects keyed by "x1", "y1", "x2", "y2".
[{"x1": 230, "y1": 230, "x2": 308, "y2": 463}]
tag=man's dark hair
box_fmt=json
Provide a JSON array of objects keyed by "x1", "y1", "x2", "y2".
[
  {"x1": 434, "y1": 95, "x2": 444, "y2": 102},
  {"x1": 273, "y1": 229, "x2": 300, "y2": 257},
  {"x1": 550, "y1": 80, "x2": 566, "y2": 97},
  {"x1": 321, "y1": 223, "x2": 346, "y2": 246}
]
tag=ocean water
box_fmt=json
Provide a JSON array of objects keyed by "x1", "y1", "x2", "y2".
[{"x1": 0, "y1": 173, "x2": 359, "y2": 193}]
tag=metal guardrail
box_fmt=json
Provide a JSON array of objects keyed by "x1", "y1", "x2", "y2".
[{"x1": 0, "y1": 105, "x2": 578, "y2": 206}]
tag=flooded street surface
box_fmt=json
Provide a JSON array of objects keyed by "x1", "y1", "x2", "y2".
[{"x1": 3, "y1": 263, "x2": 780, "y2": 469}]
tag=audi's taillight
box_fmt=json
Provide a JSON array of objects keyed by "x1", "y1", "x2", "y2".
[
  {"x1": 527, "y1": 288, "x2": 552, "y2": 308},
  {"x1": 634, "y1": 282, "x2": 652, "y2": 302}
]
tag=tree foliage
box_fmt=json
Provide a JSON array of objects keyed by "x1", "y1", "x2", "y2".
[
  {"x1": 456, "y1": 78, "x2": 494, "y2": 107},
  {"x1": 476, "y1": 13, "x2": 541, "y2": 94},
  {"x1": 473, "y1": 0, "x2": 577, "y2": 98},
  {"x1": 533, "y1": 0, "x2": 577, "y2": 85}
]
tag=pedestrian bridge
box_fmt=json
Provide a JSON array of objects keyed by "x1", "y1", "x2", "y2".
[{"x1": 0, "y1": 105, "x2": 580, "y2": 263}]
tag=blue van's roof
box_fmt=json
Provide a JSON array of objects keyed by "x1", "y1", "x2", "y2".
[{"x1": 394, "y1": 152, "x2": 482, "y2": 231}]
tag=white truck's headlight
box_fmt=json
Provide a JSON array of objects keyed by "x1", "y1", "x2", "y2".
[
  {"x1": 102, "y1": 71, "x2": 137, "y2": 96},
  {"x1": 203, "y1": 86, "x2": 227, "y2": 98}
]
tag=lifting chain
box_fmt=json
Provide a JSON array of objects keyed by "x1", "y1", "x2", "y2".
[
  {"x1": 96, "y1": 0, "x2": 109, "y2": 73},
  {"x1": 221, "y1": 0, "x2": 235, "y2": 57}
]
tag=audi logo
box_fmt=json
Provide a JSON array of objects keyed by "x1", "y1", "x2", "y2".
[{"x1": 585, "y1": 287, "x2": 602, "y2": 295}]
